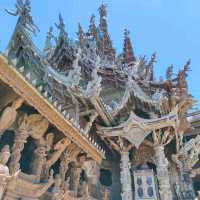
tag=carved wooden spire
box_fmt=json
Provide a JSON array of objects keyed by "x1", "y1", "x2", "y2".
[
  {"x1": 5, "y1": 0, "x2": 39, "y2": 35},
  {"x1": 123, "y1": 29, "x2": 136, "y2": 65},
  {"x1": 77, "y1": 23, "x2": 85, "y2": 44},
  {"x1": 146, "y1": 52, "x2": 156, "y2": 81},
  {"x1": 98, "y1": 3, "x2": 108, "y2": 33},
  {"x1": 55, "y1": 13, "x2": 68, "y2": 42},
  {"x1": 88, "y1": 14, "x2": 97, "y2": 39},
  {"x1": 97, "y1": 3, "x2": 115, "y2": 61}
]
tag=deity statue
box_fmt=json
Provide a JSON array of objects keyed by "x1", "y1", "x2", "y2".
[
  {"x1": 0, "y1": 145, "x2": 19, "y2": 200},
  {"x1": 0, "y1": 98, "x2": 24, "y2": 137},
  {"x1": 5, "y1": 0, "x2": 40, "y2": 35}
]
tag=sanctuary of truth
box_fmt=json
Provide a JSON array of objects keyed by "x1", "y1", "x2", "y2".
[{"x1": 0, "y1": 1, "x2": 200, "y2": 200}]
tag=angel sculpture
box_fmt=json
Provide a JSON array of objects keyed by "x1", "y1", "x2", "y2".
[{"x1": 5, "y1": 0, "x2": 40, "y2": 35}]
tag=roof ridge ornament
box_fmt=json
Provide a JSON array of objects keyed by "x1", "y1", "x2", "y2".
[
  {"x1": 66, "y1": 48, "x2": 82, "y2": 88},
  {"x1": 166, "y1": 65, "x2": 174, "y2": 80},
  {"x1": 44, "y1": 26, "x2": 56, "y2": 57},
  {"x1": 123, "y1": 28, "x2": 136, "y2": 65},
  {"x1": 55, "y1": 13, "x2": 68, "y2": 41},
  {"x1": 83, "y1": 55, "x2": 102, "y2": 98},
  {"x1": 5, "y1": 0, "x2": 40, "y2": 35},
  {"x1": 88, "y1": 14, "x2": 97, "y2": 39},
  {"x1": 77, "y1": 23, "x2": 85, "y2": 44},
  {"x1": 145, "y1": 52, "x2": 156, "y2": 81}
]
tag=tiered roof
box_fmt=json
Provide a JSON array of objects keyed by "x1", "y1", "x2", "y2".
[{"x1": 4, "y1": 0, "x2": 194, "y2": 155}]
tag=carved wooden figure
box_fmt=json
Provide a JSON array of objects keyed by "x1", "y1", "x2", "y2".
[{"x1": 0, "y1": 98, "x2": 24, "y2": 137}]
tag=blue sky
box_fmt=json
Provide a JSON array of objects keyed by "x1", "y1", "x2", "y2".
[{"x1": 0, "y1": 0, "x2": 200, "y2": 109}]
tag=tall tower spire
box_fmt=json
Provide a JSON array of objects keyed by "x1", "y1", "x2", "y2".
[
  {"x1": 88, "y1": 14, "x2": 97, "y2": 39},
  {"x1": 55, "y1": 13, "x2": 68, "y2": 42},
  {"x1": 77, "y1": 23, "x2": 85, "y2": 45},
  {"x1": 123, "y1": 29, "x2": 136, "y2": 65},
  {"x1": 97, "y1": 3, "x2": 115, "y2": 61},
  {"x1": 98, "y1": 3, "x2": 108, "y2": 33}
]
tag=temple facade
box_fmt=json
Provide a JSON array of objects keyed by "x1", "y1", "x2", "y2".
[{"x1": 0, "y1": 1, "x2": 200, "y2": 200}]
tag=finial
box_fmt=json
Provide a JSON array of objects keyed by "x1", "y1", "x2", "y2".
[
  {"x1": 90, "y1": 14, "x2": 95, "y2": 24},
  {"x1": 124, "y1": 28, "x2": 130, "y2": 37},
  {"x1": 77, "y1": 23, "x2": 85, "y2": 43},
  {"x1": 98, "y1": 2, "x2": 107, "y2": 17},
  {"x1": 44, "y1": 26, "x2": 55, "y2": 53},
  {"x1": 5, "y1": 0, "x2": 39, "y2": 35},
  {"x1": 166, "y1": 65, "x2": 174, "y2": 80},
  {"x1": 183, "y1": 59, "x2": 191, "y2": 72},
  {"x1": 25, "y1": 0, "x2": 31, "y2": 7},
  {"x1": 123, "y1": 29, "x2": 136, "y2": 64},
  {"x1": 55, "y1": 13, "x2": 68, "y2": 39},
  {"x1": 148, "y1": 52, "x2": 157, "y2": 66}
]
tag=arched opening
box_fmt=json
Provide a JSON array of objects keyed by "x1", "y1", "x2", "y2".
[
  {"x1": 20, "y1": 137, "x2": 37, "y2": 174},
  {"x1": 99, "y1": 168, "x2": 112, "y2": 187},
  {"x1": 193, "y1": 177, "x2": 200, "y2": 195},
  {"x1": 51, "y1": 159, "x2": 61, "y2": 175},
  {"x1": 80, "y1": 169, "x2": 87, "y2": 183},
  {"x1": 136, "y1": 162, "x2": 157, "y2": 173},
  {"x1": 0, "y1": 130, "x2": 15, "y2": 150}
]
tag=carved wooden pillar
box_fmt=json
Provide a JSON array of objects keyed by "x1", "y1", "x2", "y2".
[
  {"x1": 106, "y1": 138, "x2": 133, "y2": 200},
  {"x1": 179, "y1": 163, "x2": 195, "y2": 200},
  {"x1": 59, "y1": 151, "x2": 71, "y2": 188},
  {"x1": 9, "y1": 116, "x2": 29, "y2": 174},
  {"x1": 52, "y1": 174, "x2": 63, "y2": 200},
  {"x1": 171, "y1": 135, "x2": 200, "y2": 199},
  {"x1": 154, "y1": 145, "x2": 173, "y2": 200},
  {"x1": 120, "y1": 150, "x2": 133, "y2": 200}
]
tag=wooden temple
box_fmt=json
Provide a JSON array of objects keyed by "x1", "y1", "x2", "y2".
[{"x1": 0, "y1": 1, "x2": 200, "y2": 200}]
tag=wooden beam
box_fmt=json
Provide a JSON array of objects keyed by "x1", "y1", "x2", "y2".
[{"x1": 0, "y1": 55, "x2": 103, "y2": 164}]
